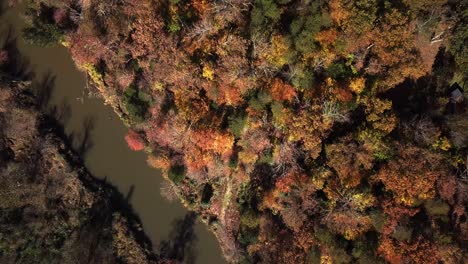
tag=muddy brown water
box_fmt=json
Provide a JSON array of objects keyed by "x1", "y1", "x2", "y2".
[{"x1": 0, "y1": 3, "x2": 225, "y2": 263}]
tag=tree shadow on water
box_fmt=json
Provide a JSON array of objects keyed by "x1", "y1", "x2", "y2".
[
  {"x1": 53, "y1": 98, "x2": 72, "y2": 124},
  {"x1": 33, "y1": 71, "x2": 55, "y2": 110},
  {"x1": 0, "y1": 0, "x2": 9, "y2": 19},
  {"x1": 125, "y1": 184, "x2": 135, "y2": 202},
  {"x1": 68, "y1": 115, "x2": 95, "y2": 158},
  {"x1": 0, "y1": 0, "x2": 4, "y2": 17},
  {"x1": 1, "y1": 26, "x2": 33, "y2": 79},
  {"x1": 33, "y1": 70, "x2": 95, "y2": 158},
  {"x1": 159, "y1": 212, "x2": 198, "y2": 264}
]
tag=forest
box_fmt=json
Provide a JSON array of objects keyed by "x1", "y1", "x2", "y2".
[
  {"x1": 6, "y1": 0, "x2": 468, "y2": 263},
  {"x1": 0, "y1": 33, "x2": 204, "y2": 264}
]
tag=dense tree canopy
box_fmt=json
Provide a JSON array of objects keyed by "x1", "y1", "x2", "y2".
[{"x1": 19, "y1": 0, "x2": 468, "y2": 263}]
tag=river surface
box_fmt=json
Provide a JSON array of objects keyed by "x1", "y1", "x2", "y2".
[{"x1": 0, "y1": 2, "x2": 225, "y2": 263}]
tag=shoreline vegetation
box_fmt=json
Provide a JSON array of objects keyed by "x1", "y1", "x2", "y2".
[
  {"x1": 0, "y1": 35, "x2": 199, "y2": 264},
  {"x1": 3, "y1": 0, "x2": 468, "y2": 263},
  {"x1": 0, "y1": 53, "x2": 159, "y2": 262}
]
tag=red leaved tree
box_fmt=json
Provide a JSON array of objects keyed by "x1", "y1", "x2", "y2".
[{"x1": 125, "y1": 130, "x2": 145, "y2": 151}]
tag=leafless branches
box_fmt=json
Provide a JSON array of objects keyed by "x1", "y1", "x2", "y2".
[
  {"x1": 187, "y1": 18, "x2": 215, "y2": 41},
  {"x1": 322, "y1": 101, "x2": 349, "y2": 123}
]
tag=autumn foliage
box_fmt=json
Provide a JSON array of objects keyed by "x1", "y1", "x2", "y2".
[
  {"x1": 124, "y1": 130, "x2": 145, "y2": 151},
  {"x1": 377, "y1": 146, "x2": 443, "y2": 205},
  {"x1": 23, "y1": 0, "x2": 468, "y2": 262},
  {"x1": 270, "y1": 78, "x2": 296, "y2": 102}
]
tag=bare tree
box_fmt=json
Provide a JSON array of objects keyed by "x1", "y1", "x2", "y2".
[{"x1": 322, "y1": 101, "x2": 349, "y2": 123}]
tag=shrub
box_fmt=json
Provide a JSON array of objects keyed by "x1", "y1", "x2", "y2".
[
  {"x1": 290, "y1": 64, "x2": 314, "y2": 90},
  {"x1": 271, "y1": 101, "x2": 285, "y2": 127},
  {"x1": 391, "y1": 225, "x2": 413, "y2": 242},
  {"x1": 326, "y1": 62, "x2": 353, "y2": 80},
  {"x1": 228, "y1": 155, "x2": 239, "y2": 169},
  {"x1": 424, "y1": 199, "x2": 450, "y2": 217},
  {"x1": 240, "y1": 209, "x2": 260, "y2": 229},
  {"x1": 357, "y1": 129, "x2": 392, "y2": 161},
  {"x1": 124, "y1": 130, "x2": 145, "y2": 151},
  {"x1": 266, "y1": 34, "x2": 295, "y2": 67},
  {"x1": 22, "y1": 22, "x2": 63, "y2": 47},
  {"x1": 81, "y1": 63, "x2": 105, "y2": 91},
  {"x1": 290, "y1": 1, "x2": 327, "y2": 55},
  {"x1": 369, "y1": 210, "x2": 386, "y2": 233},
  {"x1": 448, "y1": 12, "x2": 468, "y2": 80},
  {"x1": 258, "y1": 150, "x2": 273, "y2": 164},
  {"x1": 228, "y1": 114, "x2": 247, "y2": 138},
  {"x1": 168, "y1": 165, "x2": 186, "y2": 184},
  {"x1": 250, "y1": 0, "x2": 282, "y2": 32},
  {"x1": 122, "y1": 86, "x2": 149, "y2": 123},
  {"x1": 167, "y1": 21, "x2": 181, "y2": 33},
  {"x1": 237, "y1": 227, "x2": 259, "y2": 247},
  {"x1": 248, "y1": 91, "x2": 272, "y2": 112},
  {"x1": 201, "y1": 184, "x2": 214, "y2": 205}
]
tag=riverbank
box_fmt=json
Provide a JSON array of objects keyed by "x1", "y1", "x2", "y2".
[
  {"x1": 8, "y1": 0, "x2": 467, "y2": 263},
  {"x1": 0, "y1": 2, "x2": 225, "y2": 263},
  {"x1": 0, "y1": 63, "x2": 160, "y2": 262}
]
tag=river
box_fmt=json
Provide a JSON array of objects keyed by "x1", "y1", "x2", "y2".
[{"x1": 0, "y1": 2, "x2": 225, "y2": 263}]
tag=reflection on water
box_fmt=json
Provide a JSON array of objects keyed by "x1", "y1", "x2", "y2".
[{"x1": 0, "y1": 2, "x2": 225, "y2": 263}]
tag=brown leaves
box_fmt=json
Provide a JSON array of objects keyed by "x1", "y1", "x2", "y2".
[
  {"x1": 182, "y1": 128, "x2": 234, "y2": 177},
  {"x1": 315, "y1": 29, "x2": 338, "y2": 48},
  {"x1": 329, "y1": 0, "x2": 349, "y2": 26},
  {"x1": 368, "y1": 9, "x2": 425, "y2": 87},
  {"x1": 146, "y1": 112, "x2": 188, "y2": 152},
  {"x1": 437, "y1": 173, "x2": 457, "y2": 204},
  {"x1": 69, "y1": 27, "x2": 107, "y2": 65},
  {"x1": 270, "y1": 78, "x2": 297, "y2": 102},
  {"x1": 274, "y1": 170, "x2": 308, "y2": 194},
  {"x1": 378, "y1": 237, "x2": 440, "y2": 264},
  {"x1": 173, "y1": 88, "x2": 210, "y2": 122},
  {"x1": 326, "y1": 136, "x2": 374, "y2": 188},
  {"x1": 323, "y1": 211, "x2": 372, "y2": 240},
  {"x1": 191, "y1": 129, "x2": 234, "y2": 158},
  {"x1": 126, "y1": 2, "x2": 166, "y2": 58},
  {"x1": 40, "y1": 0, "x2": 465, "y2": 261},
  {"x1": 286, "y1": 106, "x2": 333, "y2": 160},
  {"x1": 376, "y1": 146, "x2": 445, "y2": 206},
  {"x1": 360, "y1": 96, "x2": 398, "y2": 134}
]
